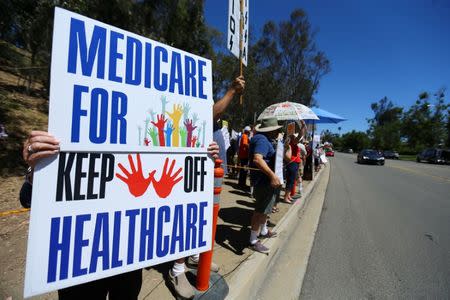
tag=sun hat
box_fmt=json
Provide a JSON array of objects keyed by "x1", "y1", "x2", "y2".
[
  {"x1": 244, "y1": 126, "x2": 251, "y2": 132},
  {"x1": 255, "y1": 117, "x2": 282, "y2": 132}
]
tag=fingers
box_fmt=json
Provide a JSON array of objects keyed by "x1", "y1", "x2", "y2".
[
  {"x1": 173, "y1": 175, "x2": 183, "y2": 185},
  {"x1": 128, "y1": 154, "x2": 137, "y2": 174},
  {"x1": 168, "y1": 159, "x2": 175, "y2": 175},
  {"x1": 115, "y1": 173, "x2": 128, "y2": 184},
  {"x1": 148, "y1": 170, "x2": 156, "y2": 180},
  {"x1": 162, "y1": 157, "x2": 169, "y2": 173},
  {"x1": 136, "y1": 153, "x2": 143, "y2": 172},
  {"x1": 26, "y1": 150, "x2": 59, "y2": 168},
  {"x1": 117, "y1": 163, "x2": 131, "y2": 177},
  {"x1": 23, "y1": 131, "x2": 60, "y2": 167},
  {"x1": 172, "y1": 167, "x2": 182, "y2": 179}
]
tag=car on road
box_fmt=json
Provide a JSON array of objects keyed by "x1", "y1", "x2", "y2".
[
  {"x1": 416, "y1": 148, "x2": 450, "y2": 164},
  {"x1": 344, "y1": 148, "x2": 353, "y2": 153},
  {"x1": 325, "y1": 149, "x2": 335, "y2": 157},
  {"x1": 383, "y1": 150, "x2": 399, "y2": 159},
  {"x1": 357, "y1": 149, "x2": 385, "y2": 165}
]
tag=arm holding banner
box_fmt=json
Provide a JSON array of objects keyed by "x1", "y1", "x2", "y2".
[{"x1": 213, "y1": 76, "x2": 245, "y2": 121}]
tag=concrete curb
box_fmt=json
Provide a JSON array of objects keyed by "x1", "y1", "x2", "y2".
[{"x1": 225, "y1": 166, "x2": 330, "y2": 299}]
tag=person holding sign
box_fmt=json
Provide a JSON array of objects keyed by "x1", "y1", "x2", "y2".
[
  {"x1": 167, "y1": 75, "x2": 245, "y2": 299},
  {"x1": 21, "y1": 131, "x2": 220, "y2": 299},
  {"x1": 248, "y1": 117, "x2": 282, "y2": 254}
]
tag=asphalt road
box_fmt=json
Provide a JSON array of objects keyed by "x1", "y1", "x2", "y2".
[{"x1": 300, "y1": 153, "x2": 450, "y2": 299}]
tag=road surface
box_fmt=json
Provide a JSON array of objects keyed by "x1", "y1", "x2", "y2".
[{"x1": 301, "y1": 153, "x2": 450, "y2": 299}]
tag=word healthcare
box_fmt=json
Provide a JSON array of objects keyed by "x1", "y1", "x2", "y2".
[{"x1": 47, "y1": 202, "x2": 209, "y2": 283}]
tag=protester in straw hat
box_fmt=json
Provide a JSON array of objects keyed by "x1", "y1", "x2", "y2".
[{"x1": 248, "y1": 117, "x2": 282, "y2": 254}]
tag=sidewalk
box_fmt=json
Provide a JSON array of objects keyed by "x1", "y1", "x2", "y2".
[{"x1": 137, "y1": 167, "x2": 326, "y2": 299}]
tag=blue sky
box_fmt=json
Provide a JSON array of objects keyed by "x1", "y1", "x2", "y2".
[{"x1": 204, "y1": 0, "x2": 450, "y2": 134}]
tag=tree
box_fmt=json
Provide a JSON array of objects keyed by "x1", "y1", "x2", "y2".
[
  {"x1": 340, "y1": 130, "x2": 370, "y2": 152},
  {"x1": 402, "y1": 89, "x2": 449, "y2": 151},
  {"x1": 251, "y1": 9, "x2": 330, "y2": 106},
  {"x1": 367, "y1": 97, "x2": 403, "y2": 150}
]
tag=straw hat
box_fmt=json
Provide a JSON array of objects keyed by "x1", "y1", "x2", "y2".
[{"x1": 255, "y1": 117, "x2": 282, "y2": 132}]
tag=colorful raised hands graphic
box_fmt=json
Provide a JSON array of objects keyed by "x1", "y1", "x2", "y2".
[
  {"x1": 191, "y1": 135, "x2": 198, "y2": 148},
  {"x1": 179, "y1": 127, "x2": 187, "y2": 147},
  {"x1": 148, "y1": 127, "x2": 159, "y2": 146},
  {"x1": 151, "y1": 158, "x2": 183, "y2": 198},
  {"x1": 161, "y1": 95, "x2": 169, "y2": 115},
  {"x1": 151, "y1": 114, "x2": 167, "y2": 147},
  {"x1": 182, "y1": 102, "x2": 191, "y2": 121},
  {"x1": 184, "y1": 119, "x2": 197, "y2": 147},
  {"x1": 192, "y1": 113, "x2": 199, "y2": 126},
  {"x1": 165, "y1": 122, "x2": 174, "y2": 147},
  {"x1": 201, "y1": 120, "x2": 206, "y2": 147},
  {"x1": 116, "y1": 154, "x2": 153, "y2": 197},
  {"x1": 167, "y1": 104, "x2": 183, "y2": 146},
  {"x1": 148, "y1": 109, "x2": 156, "y2": 122}
]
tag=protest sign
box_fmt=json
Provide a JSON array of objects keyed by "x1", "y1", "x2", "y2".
[
  {"x1": 227, "y1": 0, "x2": 248, "y2": 66},
  {"x1": 49, "y1": 8, "x2": 213, "y2": 152},
  {"x1": 274, "y1": 138, "x2": 284, "y2": 183},
  {"x1": 24, "y1": 7, "x2": 214, "y2": 297}
]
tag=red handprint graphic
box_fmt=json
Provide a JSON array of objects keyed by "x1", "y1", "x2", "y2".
[
  {"x1": 116, "y1": 154, "x2": 154, "y2": 197},
  {"x1": 184, "y1": 119, "x2": 197, "y2": 147},
  {"x1": 150, "y1": 158, "x2": 183, "y2": 198},
  {"x1": 151, "y1": 114, "x2": 167, "y2": 147}
]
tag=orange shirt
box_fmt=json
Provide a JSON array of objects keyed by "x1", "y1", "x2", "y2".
[{"x1": 238, "y1": 133, "x2": 249, "y2": 159}]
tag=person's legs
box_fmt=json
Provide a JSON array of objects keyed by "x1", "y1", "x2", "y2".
[
  {"x1": 284, "y1": 163, "x2": 297, "y2": 203},
  {"x1": 238, "y1": 158, "x2": 248, "y2": 187},
  {"x1": 168, "y1": 258, "x2": 195, "y2": 299}
]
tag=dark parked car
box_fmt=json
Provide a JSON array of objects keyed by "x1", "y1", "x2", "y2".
[
  {"x1": 383, "y1": 150, "x2": 399, "y2": 159},
  {"x1": 416, "y1": 148, "x2": 450, "y2": 164},
  {"x1": 357, "y1": 149, "x2": 385, "y2": 165}
]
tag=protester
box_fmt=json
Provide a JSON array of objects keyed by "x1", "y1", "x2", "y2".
[
  {"x1": 238, "y1": 126, "x2": 251, "y2": 188},
  {"x1": 20, "y1": 130, "x2": 220, "y2": 299},
  {"x1": 21, "y1": 75, "x2": 245, "y2": 300},
  {"x1": 248, "y1": 117, "x2": 282, "y2": 254},
  {"x1": 283, "y1": 133, "x2": 301, "y2": 204},
  {"x1": 169, "y1": 75, "x2": 245, "y2": 299}
]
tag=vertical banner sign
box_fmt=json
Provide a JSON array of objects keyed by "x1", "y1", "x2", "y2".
[
  {"x1": 24, "y1": 7, "x2": 214, "y2": 297},
  {"x1": 242, "y1": 0, "x2": 249, "y2": 66},
  {"x1": 227, "y1": 0, "x2": 248, "y2": 66},
  {"x1": 227, "y1": 0, "x2": 240, "y2": 60}
]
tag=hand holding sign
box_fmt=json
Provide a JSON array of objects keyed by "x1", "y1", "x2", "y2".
[
  {"x1": 116, "y1": 154, "x2": 152, "y2": 197},
  {"x1": 151, "y1": 158, "x2": 183, "y2": 198}
]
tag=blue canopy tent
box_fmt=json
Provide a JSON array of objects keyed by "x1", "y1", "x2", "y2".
[
  {"x1": 305, "y1": 107, "x2": 347, "y2": 124},
  {"x1": 303, "y1": 107, "x2": 347, "y2": 180}
]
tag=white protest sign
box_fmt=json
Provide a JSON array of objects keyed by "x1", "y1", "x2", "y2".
[
  {"x1": 274, "y1": 138, "x2": 284, "y2": 183},
  {"x1": 24, "y1": 7, "x2": 214, "y2": 297},
  {"x1": 49, "y1": 7, "x2": 213, "y2": 152},
  {"x1": 242, "y1": 0, "x2": 249, "y2": 66},
  {"x1": 227, "y1": 0, "x2": 249, "y2": 66}
]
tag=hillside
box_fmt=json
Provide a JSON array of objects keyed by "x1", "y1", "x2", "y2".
[{"x1": 0, "y1": 40, "x2": 49, "y2": 176}]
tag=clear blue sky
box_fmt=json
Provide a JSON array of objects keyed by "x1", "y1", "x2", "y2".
[{"x1": 204, "y1": 0, "x2": 450, "y2": 134}]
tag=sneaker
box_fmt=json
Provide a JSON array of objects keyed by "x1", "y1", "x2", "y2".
[
  {"x1": 259, "y1": 230, "x2": 278, "y2": 239},
  {"x1": 167, "y1": 271, "x2": 195, "y2": 299},
  {"x1": 186, "y1": 256, "x2": 220, "y2": 273},
  {"x1": 250, "y1": 240, "x2": 270, "y2": 254}
]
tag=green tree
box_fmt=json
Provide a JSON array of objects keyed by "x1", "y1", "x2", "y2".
[
  {"x1": 402, "y1": 89, "x2": 449, "y2": 151},
  {"x1": 341, "y1": 130, "x2": 370, "y2": 152},
  {"x1": 367, "y1": 96, "x2": 403, "y2": 150}
]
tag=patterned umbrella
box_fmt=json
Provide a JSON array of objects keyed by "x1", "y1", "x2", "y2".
[{"x1": 257, "y1": 101, "x2": 319, "y2": 121}]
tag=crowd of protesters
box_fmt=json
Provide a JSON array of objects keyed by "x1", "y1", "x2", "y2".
[{"x1": 18, "y1": 73, "x2": 329, "y2": 299}]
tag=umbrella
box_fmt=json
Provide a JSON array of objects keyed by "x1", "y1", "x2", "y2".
[
  {"x1": 257, "y1": 101, "x2": 319, "y2": 121},
  {"x1": 305, "y1": 107, "x2": 347, "y2": 124}
]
